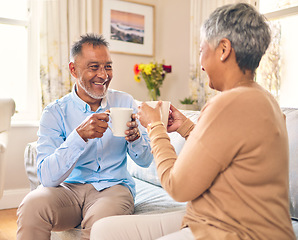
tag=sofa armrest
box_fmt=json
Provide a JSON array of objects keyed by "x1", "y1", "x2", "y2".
[
  {"x1": 282, "y1": 108, "x2": 298, "y2": 220},
  {"x1": 24, "y1": 141, "x2": 40, "y2": 191}
]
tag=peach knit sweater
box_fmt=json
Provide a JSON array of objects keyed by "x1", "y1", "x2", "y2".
[{"x1": 149, "y1": 83, "x2": 295, "y2": 240}]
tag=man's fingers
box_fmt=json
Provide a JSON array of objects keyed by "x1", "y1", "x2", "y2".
[
  {"x1": 92, "y1": 112, "x2": 110, "y2": 122},
  {"x1": 125, "y1": 128, "x2": 140, "y2": 142},
  {"x1": 131, "y1": 113, "x2": 138, "y2": 120},
  {"x1": 127, "y1": 119, "x2": 138, "y2": 128}
]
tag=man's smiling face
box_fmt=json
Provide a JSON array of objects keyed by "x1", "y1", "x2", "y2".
[{"x1": 71, "y1": 43, "x2": 113, "y2": 103}]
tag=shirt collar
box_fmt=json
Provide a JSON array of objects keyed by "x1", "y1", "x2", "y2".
[{"x1": 71, "y1": 84, "x2": 108, "y2": 113}]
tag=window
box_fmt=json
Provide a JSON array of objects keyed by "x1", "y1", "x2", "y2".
[
  {"x1": 257, "y1": 0, "x2": 298, "y2": 108},
  {"x1": 0, "y1": 0, "x2": 40, "y2": 122}
]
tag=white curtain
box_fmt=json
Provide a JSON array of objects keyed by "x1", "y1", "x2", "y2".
[
  {"x1": 39, "y1": 0, "x2": 100, "y2": 107},
  {"x1": 190, "y1": 0, "x2": 258, "y2": 108}
]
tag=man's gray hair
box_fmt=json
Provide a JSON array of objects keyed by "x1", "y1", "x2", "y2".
[{"x1": 70, "y1": 33, "x2": 109, "y2": 61}]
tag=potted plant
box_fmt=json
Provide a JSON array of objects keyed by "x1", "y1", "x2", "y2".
[{"x1": 179, "y1": 96, "x2": 199, "y2": 110}]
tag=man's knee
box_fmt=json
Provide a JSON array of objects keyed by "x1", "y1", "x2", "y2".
[{"x1": 18, "y1": 188, "x2": 56, "y2": 226}]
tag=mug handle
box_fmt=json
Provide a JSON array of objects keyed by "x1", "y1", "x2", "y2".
[{"x1": 105, "y1": 112, "x2": 113, "y2": 133}]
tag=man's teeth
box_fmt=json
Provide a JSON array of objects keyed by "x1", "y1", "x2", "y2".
[{"x1": 94, "y1": 80, "x2": 108, "y2": 85}]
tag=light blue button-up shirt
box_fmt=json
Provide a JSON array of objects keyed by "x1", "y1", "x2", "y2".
[{"x1": 36, "y1": 87, "x2": 153, "y2": 199}]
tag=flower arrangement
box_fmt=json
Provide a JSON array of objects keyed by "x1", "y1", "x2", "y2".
[{"x1": 134, "y1": 62, "x2": 172, "y2": 100}]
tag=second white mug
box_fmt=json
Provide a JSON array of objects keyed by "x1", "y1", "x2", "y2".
[{"x1": 145, "y1": 101, "x2": 171, "y2": 127}]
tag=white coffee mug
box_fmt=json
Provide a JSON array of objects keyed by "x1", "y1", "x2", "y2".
[
  {"x1": 145, "y1": 101, "x2": 171, "y2": 127},
  {"x1": 109, "y1": 107, "x2": 133, "y2": 137}
]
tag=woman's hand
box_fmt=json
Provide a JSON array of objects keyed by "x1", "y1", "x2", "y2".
[
  {"x1": 138, "y1": 101, "x2": 162, "y2": 128},
  {"x1": 167, "y1": 104, "x2": 187, "y2": 133}
]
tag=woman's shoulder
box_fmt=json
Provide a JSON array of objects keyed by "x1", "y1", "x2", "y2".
[{"x1": 204, "y1": 83, "x2": 277, "y2": 114}]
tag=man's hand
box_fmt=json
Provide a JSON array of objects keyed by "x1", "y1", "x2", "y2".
[
  {"x1": 76, "y1": 113, "x2": 109, "y2": 142},
  {"x1": 125, "y1": 114, "x2": 141, "y2": 142}
]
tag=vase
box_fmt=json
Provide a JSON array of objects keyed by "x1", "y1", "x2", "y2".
[{"x1": 148, "y1": 88, "x2": 158, "y2": 101}]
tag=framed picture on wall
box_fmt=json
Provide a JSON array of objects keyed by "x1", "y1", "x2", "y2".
[{"x1": 100, "y1": 0, "x2": 155, "y2": 57}]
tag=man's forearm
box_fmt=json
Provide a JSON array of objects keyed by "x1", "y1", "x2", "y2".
[{"x1": 37, "y1": 130, "x2": 86, "y2": 187}]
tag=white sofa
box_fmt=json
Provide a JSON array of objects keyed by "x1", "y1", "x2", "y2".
[
  {"x1": 0, "y1": 98, "x2": 15, "y2": 199},
  {"x1": 24, "y1": 108, "x2": 298, "y2": 239}
]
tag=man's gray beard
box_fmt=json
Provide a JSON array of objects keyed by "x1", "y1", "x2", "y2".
[{"x1": 78, "y1": 78, "x2": 107, "y2": 99}]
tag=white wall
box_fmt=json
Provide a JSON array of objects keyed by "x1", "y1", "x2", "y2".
[
  {"x1": 110, "y1": 0, "x2": 191, "y2": 106},
  {"x1": 0, "y1": 124, "x2": 39, "y2": 209},
  {"x1": 0, "y1": 0, "x2": 191, "y2": 209}
]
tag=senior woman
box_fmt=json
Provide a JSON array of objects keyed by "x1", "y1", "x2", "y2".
[{"x1": 90, "y1": 3, "x2": 295, "y2": 240}]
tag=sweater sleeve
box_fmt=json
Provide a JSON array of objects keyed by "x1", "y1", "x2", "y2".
[
  {"x1": 149, "y1": 122, "x2": 222, "y2": 202},
  {"x1": 176, "y1": 118, "x2": 195, "y2": 139}
]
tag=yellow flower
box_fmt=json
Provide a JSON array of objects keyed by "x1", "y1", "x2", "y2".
[
  {"x1": 144, "y1": 64, "x2": 153, "y2": 75},
  {"x1": 134, "y1": 75, "x2": 141, "y2": 83},
  {"x1": 138, "y1": 64, "x2": 145, "y2": 71}
]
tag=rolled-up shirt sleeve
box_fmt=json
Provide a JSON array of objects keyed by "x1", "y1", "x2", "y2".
[{"x1": 127, "y1": 124, "x2": 153, "y2": 168}]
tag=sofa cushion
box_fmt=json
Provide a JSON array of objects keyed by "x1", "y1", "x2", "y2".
[
  {"x1": 282, "y1": 108, "x2": 298, "y2": 220},
  {"x1": 127, "y1": 110, "x2": 200, "y2": 187},
  {"x1": 292, "y1": 220, "x2": 298, "y2": 238},
  {"x1": 24, "y1": 141, "x2": 39, "y2": 190},
  {"x1": 133, "y1": 177, "x2": 186, "y2": 214}
]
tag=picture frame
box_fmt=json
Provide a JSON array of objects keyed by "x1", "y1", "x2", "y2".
[{"x1": 100, "y1": 0, "x2": 155, "y2": 57}]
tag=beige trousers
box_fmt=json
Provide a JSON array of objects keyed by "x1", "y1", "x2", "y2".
[
  {"x1": 17, "y1": 183, "x2": 134, "y2": 240},
  {"x1": 90, "y1": 209, "x2": 195, "y2": 240}
]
